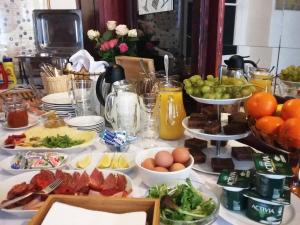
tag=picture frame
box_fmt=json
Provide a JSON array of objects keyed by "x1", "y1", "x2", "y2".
[{"x1": 138, "y1": 0, "x2": 173, "y2": 15}]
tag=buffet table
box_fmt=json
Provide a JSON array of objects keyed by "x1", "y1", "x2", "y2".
[{"x1": 0, "y1": 127, "x2": 299, "y2": 225}]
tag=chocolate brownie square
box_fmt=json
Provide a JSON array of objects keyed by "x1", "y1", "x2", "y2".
[
  {"x1": 231, "y1": 146, "x2": 253, "y2": 161},
  {"x1": 223, "y1": 123, "x2": 249, "y2": 135},
  {"x1": 203, "y1": 121, "x2": 221, "y2": 134},
  {"x1": 211, "y1": 158, "x2": 234, "y2": 172},
  {"x1": 189, "y1": 149, "x2": 206, "y2": 163},
  {"x1": 201, "y1": 106, "x2": 218, "y2": 120},
  {"x1": 190, "y1": 113, "x2": 207, "y2": 120},
  {"x1": 188, "y1": 118, "x2": 207, "y2": 129},
  {"x1": 228, "y1": 112, "x2": 247, "y2": 124},
  {"x1": 184, "y1": 138, "x2": 208, "y2": 150}
]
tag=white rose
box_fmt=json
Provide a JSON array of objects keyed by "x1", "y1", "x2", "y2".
[
  {"x1": 87, "y1": 29, "x2": 100, "y2": 40},
  {"x1": 115, "y1": 24, "x2": 129, "y2": 36},
  {"x1": 128, "y1": 29, "x2": 137, "y2": 38},
  {"x1": 106, "y1": 20, "x2": 117, "y2": 30}
]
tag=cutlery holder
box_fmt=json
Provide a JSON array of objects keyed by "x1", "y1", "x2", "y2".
[{"x1": 41, "y1": 73, "x2": 72, "y2": 94}]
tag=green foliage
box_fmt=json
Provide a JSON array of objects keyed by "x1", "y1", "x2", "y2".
[
  {"x1": 148, "y1": 179, "x2": 217, "y2": 222},
  {"x1": 102, "y1": 31, "x2": 113, "y2": 41},
  {"x1": 41, "y1": 135, "x2": 84, "y2": 148}
]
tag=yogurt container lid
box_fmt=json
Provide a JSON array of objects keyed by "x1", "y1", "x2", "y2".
[
  {"x1": 223, "y1": 186, "x2": 245, "y2": 192},
  {"x1": 217, "y1": 170, "x2": 252, "y2": 189},
  {"x1": 244, "y1": 188, "x2": 291, "y2": 205},
  {"x1": 253, "y1": 153, "x2": 293, "y2": 177}
]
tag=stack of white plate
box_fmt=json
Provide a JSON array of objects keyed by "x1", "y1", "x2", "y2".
[
  {"x1": 65, "y1": 116, "x2": 105, "y2": 133},
  {"x1": 42, "y1": 92, "x2": 76, "y2": 118}
]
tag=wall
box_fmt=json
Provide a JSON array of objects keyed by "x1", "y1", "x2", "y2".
[
  {"x1": 50, "y1": 0, "x2": 77, "y2": 9},
  {"x1": 0, "y1": 0, "x2": 77, "y2": 58},
  {"x1": 224, "y1": 0, "x2": 300, "y2": 72},
  {"x1": 0, "y1": 0, "x2": 47, "y2": 57}
]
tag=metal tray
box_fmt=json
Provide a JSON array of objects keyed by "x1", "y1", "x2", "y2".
[{"x1": 32, "y1": 10, "x2": 83, "y2": 55}]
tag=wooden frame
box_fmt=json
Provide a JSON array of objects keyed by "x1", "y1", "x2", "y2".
[{"x1": 29, "y1": 195, "x2": 160, "y2": 225}]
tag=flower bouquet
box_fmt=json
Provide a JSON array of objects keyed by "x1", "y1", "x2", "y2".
[{"x1": 87, "y1": 21, "x2": 138, "y2": 62}]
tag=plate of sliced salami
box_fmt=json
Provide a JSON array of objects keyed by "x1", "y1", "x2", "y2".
[{"x1": 0, "y1": 168, "x2": 134, "y2": 216}]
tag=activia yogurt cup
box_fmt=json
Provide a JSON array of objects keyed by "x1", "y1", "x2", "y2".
[
  {"x1": 222, "y1": 187, "x2": 247, "y2": 211},
  {"x1": 217, "y1": 170, "x2": 252, "y2": 211},
  {"x1": 245, "y1": 196, "x2": 284, "y2": 225},
  {"x1": 255, "y1": 173, "x2": 286, "y2": 199}
]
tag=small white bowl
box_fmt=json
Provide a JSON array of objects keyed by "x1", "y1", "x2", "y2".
[{"x1": 135, "y1": 147, "x2": 194, "y2": 187}]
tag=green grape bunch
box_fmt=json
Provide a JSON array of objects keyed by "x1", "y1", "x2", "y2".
[
  {"x1": 280, "y1": 65, "x2": 300, "y2": 82},
  {"x1": 183, "y1": 75, "x2": 255, "y2": 100}
]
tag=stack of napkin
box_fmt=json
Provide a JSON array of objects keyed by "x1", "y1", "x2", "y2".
[{"x1": 69, "y1": 50, "x2": 108, "y2": 73}]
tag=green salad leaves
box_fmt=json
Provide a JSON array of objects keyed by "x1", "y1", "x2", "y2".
[
  {"x1": 148, "y1": 179, "x2": 217, "y2": 222},
  {"x1": 41, "y1": 135, "x2": 84, "y2": 148}
]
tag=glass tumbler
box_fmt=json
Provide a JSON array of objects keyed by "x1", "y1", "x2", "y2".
[
  {"x1": 69, "y1": 79, "x2": 94, "y2": 116},
  {"x1": 139, "y1": 93, "x2": 159, "y2": 148}
]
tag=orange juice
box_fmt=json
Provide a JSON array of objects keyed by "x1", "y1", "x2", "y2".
[{"x1": 157, "y1": 81, "x2": 186, "y2": 140}]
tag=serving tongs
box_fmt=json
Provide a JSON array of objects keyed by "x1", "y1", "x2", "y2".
[{"x1": 0, "y1": 179, "x2": 62, "y2": 209}]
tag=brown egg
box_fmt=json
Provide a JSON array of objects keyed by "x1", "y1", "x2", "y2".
[
  {"x1": 153, "y1": 167, "x2": 169, "y2": 172},
  {"x1": 172, "y1": 147, "x2": 190, "y2": 164},
  {"x1": 141, "y1": 158, "x2": 156, "y2": 170},
  {"x1": 169, "y1": 163, "x2": 186, "y2": 172},
  {"x1": 154, "y1": 151, "x2": 174, "y2": 168}
]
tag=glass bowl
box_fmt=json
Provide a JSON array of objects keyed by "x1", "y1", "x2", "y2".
[
  {"x1": 157, "y1": 180, "x2": 220, "y2": 225},
  {"x1": 106, "y1": 143, "x2": 129, "y2": 152}
]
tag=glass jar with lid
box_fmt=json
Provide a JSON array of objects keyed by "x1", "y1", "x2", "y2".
[
  {"x1": 249, "y1": 67, "x2": 273, "y2": 93},
  {"x1": 4, "y1": 96, "x2": 28, "y2": 128}
]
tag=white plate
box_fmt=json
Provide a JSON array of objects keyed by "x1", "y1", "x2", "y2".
[
  {"x1": 182, "y1": 117, "x2": 250, "y2": 141},
  {"x1": 73, "y1": 124, "x2": 104, "y2": 129},
  {"x1": 191, "y1": 146, "x2": 255, "y2": 175},
  {"x1": 69, "y1": 152, "x2": 136, "y2": 173},
  {"x1": 1, "y1": 114, "x2": 40, "y2": 131},
  {"x1": 42, "y1": 92, "x2": 72, "y2": 105},
  {"x1": 43, "y1": 103, "x2": 73, "y2": 108},
  {"x1": 0, "y1": 168, "x2": 135, "y2": 216},
  {"x1": 43, "y1": 107, "x2": 75, "y2": 112},
  {"x1": 190, "y1": 94, "x2": 250, "y2": 105},
  {"x1": 65, "y1": 116, "x2": 105, "y2": 127},
  {"x1": 0, "y1": 154, "x2": 68, "y2": 175},
  {"x1": 0, "y1": 132, "x2": 98, "y2": 154}
]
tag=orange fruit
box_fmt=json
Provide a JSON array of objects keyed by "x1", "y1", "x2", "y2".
[
  {"x1": 281, "y1": 99, "x2": 300, "y2": 120},
  {"x1": 245, "y1": 92, "x2": 277, "y2": 119},
  {"x1": 255, "y1": 116, "x2": 284, "y2": 135},
  {"x1": 278, "y1": 118, "x2": 300, "y2": 149}
]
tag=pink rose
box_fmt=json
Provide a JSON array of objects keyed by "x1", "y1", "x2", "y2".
[
  {"x1": 100, "y1": 41, "x2": 110, "y2": 51},
  {"x1": 108, "y1": 39, "x2": 118, "y2": 48},
  {"x1": 119, "y1": 43, "x2": 128, "y2": 53}
]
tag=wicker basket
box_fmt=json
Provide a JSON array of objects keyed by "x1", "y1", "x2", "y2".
[{"x1": 41, "y1": 73, "x2": 72, "y2": 94}]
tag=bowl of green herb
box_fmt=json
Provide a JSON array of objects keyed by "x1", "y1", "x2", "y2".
[{"x1": 148, "y1": 179, "x2": 219, "y2": 225}]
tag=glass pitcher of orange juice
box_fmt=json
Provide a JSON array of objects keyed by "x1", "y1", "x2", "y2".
[{"x1": 157, "y1": 80, "x2": 186, "y2": 140}]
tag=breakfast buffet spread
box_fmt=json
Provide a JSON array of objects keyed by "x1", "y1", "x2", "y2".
[{"x1": 1, "y1": 58, "x2": 300, "y2": 225}]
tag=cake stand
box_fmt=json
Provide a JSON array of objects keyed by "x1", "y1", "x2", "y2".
[{"x1": 183, "y1": 94, "x2": 252, "y2": 174}]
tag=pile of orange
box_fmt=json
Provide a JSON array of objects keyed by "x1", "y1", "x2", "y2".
[{"x1": 245, "y1": 92, "x2": 300, "y2": 149}]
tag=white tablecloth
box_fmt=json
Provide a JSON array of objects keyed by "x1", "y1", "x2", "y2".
[{"x1": 0, "y1": 128, "x2": 298, "y2": 225}]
